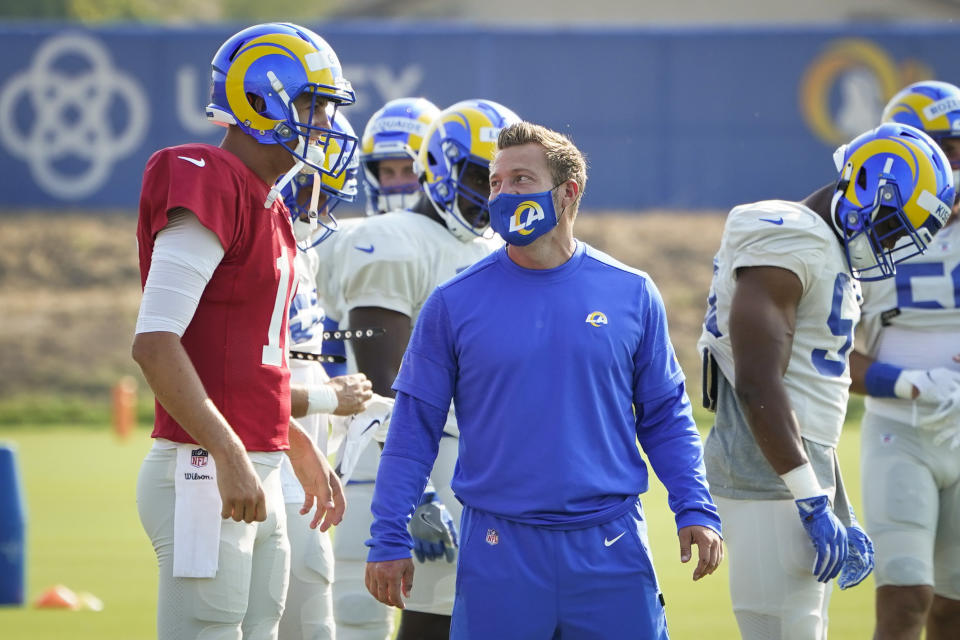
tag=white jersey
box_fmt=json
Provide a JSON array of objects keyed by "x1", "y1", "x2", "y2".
[
  {"x1": 860, "y1": 221, "x2": 960, "y2": 424},
  {"x1": 338, "y1": 209, "x2": 500, "y2": 437},
  {"x1": 311, "y1": 215, "x2": 366, "y2": 325},
  {"x1": 697, "y1": 200, "x2": 861, "y2": 448},
  {"x1": 338, "y1": 210, "x2": 499, "y2": 323}
]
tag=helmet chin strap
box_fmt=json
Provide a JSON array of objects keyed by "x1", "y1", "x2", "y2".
[
  {"x1": 264, "y1": 137, "x2": 327, "y2": 209},
  {"x1": 307, "y1": 173, "x2": 322, "y2": 231},
  {"x1": 265, "y1": 159, "x2": 305, "y2": 208}
]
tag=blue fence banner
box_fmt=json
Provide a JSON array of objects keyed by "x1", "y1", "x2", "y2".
[{"x1": 0, "y1": 23, "x2": 957, "y2": 212}]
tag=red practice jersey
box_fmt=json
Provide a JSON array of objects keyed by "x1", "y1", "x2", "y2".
[{"x1": 137, "y1": 143, "x2": 297, "y2": 451}]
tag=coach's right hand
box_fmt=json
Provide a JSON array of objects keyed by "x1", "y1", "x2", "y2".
[
  {"x1": 365, "y1": 559, "x2": 414, "y2": 608},
  {"x1": 216, "y1": 442, "x2": 267, "y2": 523}
]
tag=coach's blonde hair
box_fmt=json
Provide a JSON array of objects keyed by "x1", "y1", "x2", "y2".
[{"x1": 496, "y1": 122, "x2": 587, "y2": 206}]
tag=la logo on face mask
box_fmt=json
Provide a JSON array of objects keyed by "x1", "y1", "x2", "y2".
[{"x1": 509, "y1": 201, "x2": 546, "y2": 235}]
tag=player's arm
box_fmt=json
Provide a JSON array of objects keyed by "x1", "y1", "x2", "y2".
[
  {"x1": 349, "y1": 306, "x2": 411, "y2": 397},
  {"x1": 290, "y1": 376, "x2": 373, "y2": 418},
  {"x1": 729, "y1": 265, "x2": 807, "y2": 473},
  {"x1": 730, "y1": 264, "x2": 847, "y2": 582},
  {"x1": 132, "y1": 209, "x2": 265, "y2": 524},
  {"x1": 286, "y1": 417, "x2": 345, "y2": 531},
  {"x1": 134, "y1": 332, "x2": 264, "y2": 524},
  {"x1": 850, "y1": 348, "x2": 960, "y2": 404}
]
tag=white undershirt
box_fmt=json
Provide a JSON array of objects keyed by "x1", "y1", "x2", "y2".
[{"x1": 135, "y1": 210, "x2": 225, "y2": 336}]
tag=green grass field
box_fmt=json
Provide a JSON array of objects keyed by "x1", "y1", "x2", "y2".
[{"x1": 0, "y1": 415, "x2": 874, "y2": 640}]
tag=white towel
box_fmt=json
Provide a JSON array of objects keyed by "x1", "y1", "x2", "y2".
[
  {"x1": 334, "y1": 395, "x2": 394, "y2": 484},
  {"x1": 173, "y1": 444, "x2": 222, "y2": 578}
]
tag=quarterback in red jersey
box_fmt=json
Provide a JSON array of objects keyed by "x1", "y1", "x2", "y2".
[{"x1": 132, "y1": 23, "x2": 361, "y2": 640}]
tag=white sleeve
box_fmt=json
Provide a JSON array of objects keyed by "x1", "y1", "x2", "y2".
[{"x1": 135, "y1": 211, "x2": 225, "y2": 336}]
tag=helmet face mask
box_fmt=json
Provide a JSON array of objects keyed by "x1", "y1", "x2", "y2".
[
  {"x1": 446, "y1": 158, "x2": 493, "y2": 231},
  {"x1": 283, "y1": 109, "x2": 359, "y2": 251},
  {"x1": 207, "y1": 22, "x2": 357, "y2": 179},
  {"x1": 831, "y1": 122, "x2": 955, "y2": 281},
  {"x1": 360, "y1": 98, "x2": 440, "y2": 215},
  {"x1": 419, "y1": 99, "x2": 521, "y2": 242}
]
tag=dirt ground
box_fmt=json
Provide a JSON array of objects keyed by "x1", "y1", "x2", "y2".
[{"x1": 0, "y1": 210, "x2": 727, "y2": 400}]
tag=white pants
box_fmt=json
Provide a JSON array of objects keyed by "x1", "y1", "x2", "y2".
[
  {"x1": 861, "y1": 411, "x2": 960, "y2": 598},
  {"x1": 279, "y1": 502, "x2": 335, "y2": 640},
  {"x1": 137, "y1": 443, "x2": 289, "y2": 640},
  {"x1": 404, "y1": 436, "x2": 460, "y2": 615},
  {"x1": 332, "y1": 436, "x2": 460, "y2": 639},
  {"x1": 332, "y1": 445, "x2": 393, "y2": 640},
  {"x1": 280, "y1": 359, "x2": 336, "y2": 639},
  {"x1": 715, "y1": 496, "x2": 833, "y2": 640}
]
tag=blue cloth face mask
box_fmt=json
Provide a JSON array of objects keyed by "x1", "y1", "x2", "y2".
[{"x1": 488, "y1": 186, "x2": 563, "y2": 246}]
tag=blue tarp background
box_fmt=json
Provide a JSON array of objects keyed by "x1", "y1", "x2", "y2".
[{"x1": 0, "y1": 22, "x2": 956, "y2": 211}]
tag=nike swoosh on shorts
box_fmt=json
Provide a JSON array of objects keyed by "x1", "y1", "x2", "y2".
[{"x1": 604, "y1": 532, "x2": 626, "y2": 547}]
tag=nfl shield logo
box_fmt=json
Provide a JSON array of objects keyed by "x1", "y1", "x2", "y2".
[
  {"x1": 191, "y1": 448, "x2": 209, "y2": 468},
  {"x1": 485, "y1": 528, "x2": 499, "y2": 546}
]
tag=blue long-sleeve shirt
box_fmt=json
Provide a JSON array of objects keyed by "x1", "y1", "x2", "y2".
[{"x1": 368, "y1": 243, "x2": 721, "y2": 561}]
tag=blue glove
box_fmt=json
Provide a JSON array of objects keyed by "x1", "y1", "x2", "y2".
[
  {"x1": 409, "y1": 491, "x2": 458, "y2": 563},
  {"x1": 837, "y1": 509, "x2": 875, "y2": 590},
  {"x1": 795, "y1": 495, "x2": 848, "y2": 583}
]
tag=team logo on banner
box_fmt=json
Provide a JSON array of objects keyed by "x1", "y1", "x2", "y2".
[
  {"x1": 485, "y1": 528, "x2": 499, "y2": 546},
  {"x1": 800, "y1": 38, "x2": 931, "y2": 146},
  {"x1": 585, "y1": 311, "x2": 608, "y2": 327},
  {"x1": 0, "y1": 32, "x2": 148, "y2": 200},
  {"x1": 191, "y1": 448, "x2": 209, "y2": 468},
  {"x1": 509, "y1": 200, "x2": 545, "y2": 235}
]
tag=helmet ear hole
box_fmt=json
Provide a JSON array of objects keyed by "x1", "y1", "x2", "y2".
[
  {"x1": 228, "y1": 41, "x2": 244, "y2": 62},
  {"x1": 247, "y1": 93, "x2": 266, "y2": 114},
  {"x1": 856, "y1": 167, "x2": 868, "y2": 191}
]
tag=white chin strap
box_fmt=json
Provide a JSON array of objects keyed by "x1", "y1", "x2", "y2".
[
  {"x1": 263, "y1": 138, "x2": 327, "y2": 209},
  {"x1": 264, "y1": 159, "x2": 304, "y2": 208},
  {"x1": 307, "y1": 173, "x2": 321, "y2": 231}
]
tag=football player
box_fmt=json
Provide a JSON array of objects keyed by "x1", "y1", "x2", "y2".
[
  {"x1": 320, "y1": 97, "x2": 443, "y2": 640},
  {"x1": 132, "y1": 23, "x2": 354, "y2": 639},
  {"x1": 697, "y1": 122, "x2": 954, "y2": 639},
  {"x1": 279, "y1": 109, "x2": 373, "y2": 640},
  {"x1": 849, "y1": 81, "x2": 960, "y2": 640},
  {"x1": 333, "y1": 99, "x2": 518, "y2": 640},
  {"x1": 360, "y1": 97, "x2": 442, "y2": 216}
]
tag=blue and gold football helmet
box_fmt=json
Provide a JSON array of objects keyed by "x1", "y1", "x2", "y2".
[
  {"x1": 207, "y1": 22, "x2": 356, "y2": 180},
  {"x1": 882, "y1": 80, "x2": 960, "y2": 187},
  {"x1": 832, "y1": 122, "x2": 954, "y2": 280},
  {"x1": 360, "y1": 97, "x2": 440, "y2": 215},
  {"x1": 419, "y1": 99, "x2": 521, "y2": 242},
  {"x1": 283, "y1": 109, "x2": 359, "y2": 251}
]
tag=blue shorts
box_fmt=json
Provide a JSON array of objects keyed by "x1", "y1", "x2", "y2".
[{"x1": 451, "y1": 499, "x2": 668, "y2": 639}]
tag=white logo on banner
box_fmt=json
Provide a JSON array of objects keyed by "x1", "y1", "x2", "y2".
[
  {"x1": 0, "y1": 33, "x2": 148, "y2": 199},
  {"x1": 342, "y1": 64, "x2": 424, "y2": 104}
]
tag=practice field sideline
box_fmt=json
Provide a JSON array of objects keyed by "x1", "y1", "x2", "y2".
[{"x1": 0, "y1": 415, "x2": 873, "y2": 640}]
